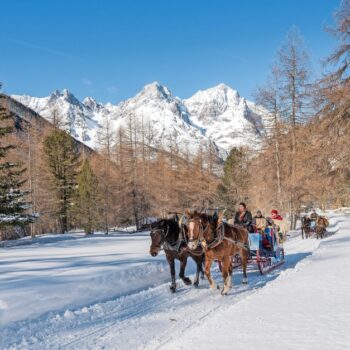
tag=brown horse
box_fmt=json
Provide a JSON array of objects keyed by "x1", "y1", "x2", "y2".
[
  {"x1": 315, "y1": 216, "x2": 329, "y2": 239},
  {"x1": 186, "y1": 210, "x2": 249, "y2": 295}
]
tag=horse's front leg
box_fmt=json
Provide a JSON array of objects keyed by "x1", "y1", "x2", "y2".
[
  {"x1": 179, "y1": 255, "x2": 192, "y2": 285},
  {"x1": 200, "y1": 254, "x2": 205, "y2": 279},
  {"x1": 204, "y1": 254, "x2": 216, "y2": 290},
  {"x1": 221, "y1": 255, "x2": 232, "y2": 295},
  {"x1": 193, "y1": 255, "x2": 202, "y2": 286},
  {"x1": 166, "y1": 254, "x2": 176, "y2": 293}
]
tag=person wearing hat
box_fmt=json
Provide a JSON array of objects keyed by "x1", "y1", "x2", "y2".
[
  {"x1": 252, "y1": 210, "x2": 267, "y2": 232},
  {"x1": 270, "y1": 209, "x2": 287, "y2": 243},
  {"x1": 271, "y1": 209, "x2": 283, "y2": 221}
]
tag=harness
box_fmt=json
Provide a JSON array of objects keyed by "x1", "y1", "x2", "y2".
[
  {"x1": 205, "y1": 223, "x2": 225, "y2": 249},
  {"x1": 189, "y1": 220, "x2": 249, "y2": 251},
  {"x1": 151, "y1": 225, "x2": 184, "y2": 253}
]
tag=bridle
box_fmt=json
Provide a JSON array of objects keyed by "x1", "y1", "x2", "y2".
[
  {"x1": 150, "y1": 225, "x2": 170, "y2": 249},
  {"x1": 187, "y1": 217, "x2": 210, "y2": 248}
]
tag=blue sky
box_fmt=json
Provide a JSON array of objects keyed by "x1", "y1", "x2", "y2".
[{"x1": 0, "y1": 0, "x2": 340, "y2": 103}]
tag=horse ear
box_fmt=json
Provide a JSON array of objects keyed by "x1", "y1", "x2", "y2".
[
  {"x1": 217, "y1": 210, "x2": 226, "y2": 225},
  {"x1": 185, "y1": 208, "x2": 191, "y2": 217}
]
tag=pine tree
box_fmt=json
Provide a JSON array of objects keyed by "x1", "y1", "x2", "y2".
[
  {"x1": 218, "y1": 147, "x2": 249, "y2": 209},
  {"x1": 74, "y1": 159, "x2": 100, "y2": 234},
  {"x1": 0, "y1": 105, "x2": 36, "y2": 235},
  {"x1": 43, "y1": 129, "x2": 80, "y2": 233}
]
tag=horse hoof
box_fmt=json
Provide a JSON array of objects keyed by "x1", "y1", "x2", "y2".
[
  {"x1": 193, "y1": 281, "x2": 199, "y2": 287},
  {"x1": 242, "y1": 281, "x2": 248, "y2": 285},
  {"x1": 217, "y1": 285, "x2": 220, "y2": 290},
  {"x1": 183, "y1": 278, "x2": 192, "y2": 286},
  {"x1": 170, "y1": 285, "x2": 176, "y2": 293},
  {"x1": 221, "y1": 289, "x2": 228, "y2": 296}
]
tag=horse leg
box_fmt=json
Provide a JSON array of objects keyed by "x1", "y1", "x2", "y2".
[
  {"x1": 193, "y1": 256, "x2": 202, "y2": 287},
  {"x1": 200, "y1": 254, "x2": 205, "y2": 279},
  {"x1": 229, "y1": 262, "x2": 233, "y2": 289},
  {"x1": 179, "y1": 256, "x2": 192, "y2": 285},
  {"x1": 241, "y1": 250, "x2": 248, "y2": 285},
  {"x1": 221, "y1": 256, "x2": 231, "y2": 295},
  {"x1": 204, "y1": 255, "x2": 216, "y2": 290},
  {"x1": 166, "y1": 255, "x2": 176, "y2": 293}
]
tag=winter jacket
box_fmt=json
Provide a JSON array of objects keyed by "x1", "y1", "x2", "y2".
[
  {"x1": 271, "y1": 214, "x2": 283, "y2": 221},
  {"x1": 253, "y1": 216, "x2": 267, "y2": 231},
  {"x1": 234, "y1": 211, "x2": 253, "y2": 232}
]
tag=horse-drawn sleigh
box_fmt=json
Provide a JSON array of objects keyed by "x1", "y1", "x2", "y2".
[
  {"x1": 301, "y1": 215, "x2": 329, "y2": 239},
  {"x1": 149, "y1": 209, "x2": 285, "y2": 295},
  {"x1": 247, "y1": 226, "x2": 285, "y2": 275}
]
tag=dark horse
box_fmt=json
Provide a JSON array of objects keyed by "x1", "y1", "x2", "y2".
[
  {"x1": 186, "y1": 210, "x2": 249, "y2": 295},
  {"x1": 149, "y1": 218, "x2": 204, "y2": 293},
  {"x1": 301, "y1": 216, "x2": 314, "y2": 239}
]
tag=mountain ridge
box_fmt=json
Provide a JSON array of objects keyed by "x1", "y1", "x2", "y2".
[{"x1": 12, "y1": 82, "x2": 268, "y2": 158}]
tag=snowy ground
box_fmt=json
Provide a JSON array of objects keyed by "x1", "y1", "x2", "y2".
[{"x1": 0, "y1": 213, "x2": 347, "y2": 350}]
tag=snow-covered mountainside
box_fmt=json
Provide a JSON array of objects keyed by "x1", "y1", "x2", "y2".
[
  {"x1": 12, "y1": 89, "x2": 110, "y2": 149},
  {"x1": 184, "y1": 83, "x2": 266, "y2": 151},
  {"x1": 12, "y1": 82, "x2": 267, "y2": 157}
]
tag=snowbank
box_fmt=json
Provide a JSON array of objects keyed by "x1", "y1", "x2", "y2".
[{"x1": 163, "y1": 214, "x2": 350, "y2": 350}]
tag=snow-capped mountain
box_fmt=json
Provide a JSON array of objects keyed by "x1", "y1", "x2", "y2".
[
  {"x1": 109, "y1": 82, "x2": 215, "y2": 155},
  {"x1": 12, "y1": 89, "x2": 108, "y2": 149},
  {"x1": 12, "y1": 82, "x2": 267, "y2": 158},
  {"x1": 183, "y1": 83, "x2": 266, "y2": 151}
]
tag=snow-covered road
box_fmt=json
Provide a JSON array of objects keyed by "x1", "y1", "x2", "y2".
[{"x1": 0, "y1": 214, "x2": 347, "y2": 350}]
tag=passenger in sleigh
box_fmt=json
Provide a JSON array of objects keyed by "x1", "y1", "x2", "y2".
[
  {"x1": 252, "y1": 210, "x2": 272, "y2": 250},
  {"x1": 262, "y1": 217, "x2": 275, "y2": 251},
  {"x1": 252, "y1": 210, "x2": 267, "y2": 233},
  {"x1": 271, "y1": 209, "x2": 287, "y2": 243}
]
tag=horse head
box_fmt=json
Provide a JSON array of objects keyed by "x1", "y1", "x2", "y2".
[
  {"x1": 149, "y1": 219, "x2": 168, "y2": 257},
  {"x1": 185, "y1": 210, "x2": 217, "y2": 250}
]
